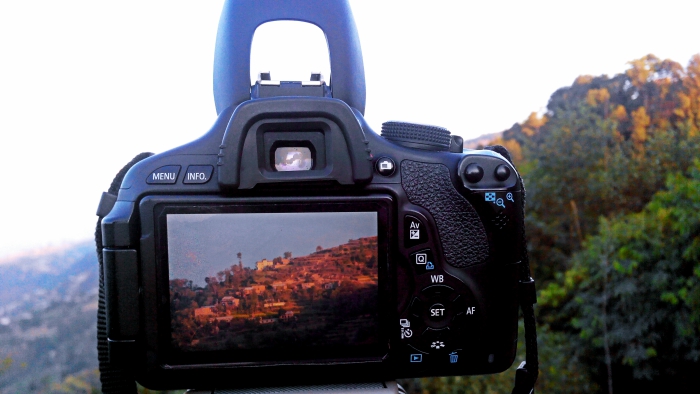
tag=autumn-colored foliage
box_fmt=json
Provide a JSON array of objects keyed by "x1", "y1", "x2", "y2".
[
  {"x1": 501, "y1": 53, "x2": 700, "y2": 392},
  {"x1": 402, "y1": 54, "x2": 700, "y2": 393}
]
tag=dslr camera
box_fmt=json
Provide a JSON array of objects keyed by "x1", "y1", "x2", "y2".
[{"x1": 99, "y1": 0, "x2": 529, "y2": 390}]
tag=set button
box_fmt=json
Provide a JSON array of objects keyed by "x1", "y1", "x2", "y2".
[{"x1": 428, "y1": 302, "x2": 450, "y2": 325}]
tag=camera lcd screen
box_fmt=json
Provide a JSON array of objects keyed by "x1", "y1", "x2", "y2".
[{"x1": 166, "y1": 211, "x2": 380, "y2": 360}]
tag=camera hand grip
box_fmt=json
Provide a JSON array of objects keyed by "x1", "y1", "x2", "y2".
[{"x1": 214, "y1": 0, "x2": 366, "y2": 115}]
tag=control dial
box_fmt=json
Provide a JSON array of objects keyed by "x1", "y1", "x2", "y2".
[{"x1": 381, "y1": 121, "x2": 451, "y2": 151}]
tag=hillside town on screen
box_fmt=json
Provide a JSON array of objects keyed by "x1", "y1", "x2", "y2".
[{"x1": 169, "y1": 236, "x2": 379, "y2": 352}]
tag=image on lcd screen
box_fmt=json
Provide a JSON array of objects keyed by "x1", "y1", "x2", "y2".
[{"x1": 167, "y1": 211, "x2": 379, "y2": 354}]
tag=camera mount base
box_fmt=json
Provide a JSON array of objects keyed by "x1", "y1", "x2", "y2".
[{"x1": 187, "y1": 381, "x2": 401, "y2": 394}]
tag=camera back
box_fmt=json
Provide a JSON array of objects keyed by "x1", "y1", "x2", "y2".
[{"x1": 99, "y1": 0, "x2": 526, "y2": 390}]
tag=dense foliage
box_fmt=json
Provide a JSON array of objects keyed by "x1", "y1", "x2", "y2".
[{"x1": 402, "y1": 54, "x2": 700, "y2": 393}]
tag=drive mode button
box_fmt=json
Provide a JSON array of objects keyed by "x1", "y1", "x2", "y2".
[
  {"x1": 183, "y1": 165, "x2": 214, "y2": 184},
  {"x1": 147, "y1": 165, "x2": 180, "y2": 184}
]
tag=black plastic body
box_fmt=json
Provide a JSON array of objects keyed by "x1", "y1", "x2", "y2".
[
  {"x1": 99, "y1": 0, "x2": 525, "y2": 389},
  {"x1": 101, "y1": 96, "x2": 525, "y2": 389},
  {"x1": 214, "y1": 0, "x2": 366, "y2": 115}
]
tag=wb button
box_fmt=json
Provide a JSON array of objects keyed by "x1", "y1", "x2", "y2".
[{"x1": 405, "y1": 215, "x2": 428, "y2": 247}]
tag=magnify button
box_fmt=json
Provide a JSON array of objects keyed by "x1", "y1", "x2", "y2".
[
  {"x1": 506, "y1": 193, "x2": 514, "y2": 202},
  {"x1": 496, "y1": 198, "x2": 505, "y2": 208}
]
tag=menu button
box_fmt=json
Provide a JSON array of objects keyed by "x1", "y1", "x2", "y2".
[{"x1": 146, "y1": 166, "x2": 181, "y2": 184}]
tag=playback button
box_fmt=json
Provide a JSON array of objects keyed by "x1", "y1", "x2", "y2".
[
  {"x1": 409, "y1": 353, "x2": 423, "y2": 363},
  {"x1": 405, "y1": 215, "x2": 428, "y2": 247}
]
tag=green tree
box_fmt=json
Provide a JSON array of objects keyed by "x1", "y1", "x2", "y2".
[
  {"x1": 0, "y1": 354, "x2": 13, "y2": 376},
  {"x1": 540, "y1": 160, "x2": 700, "y2": 391},
  {"x1": 523, "y1": 103, "x2": 626, "y2": 280}
]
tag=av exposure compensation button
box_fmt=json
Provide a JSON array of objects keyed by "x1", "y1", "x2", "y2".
[
  {"x1": 147, "y1": 165, "x2": 181, "y2": 184},
  {"x1": 405, "y1": 215, "x2": 428, "y2": 247},
  {"x1": 183, "y1": 165, "x2": 214, "y2": 184}
]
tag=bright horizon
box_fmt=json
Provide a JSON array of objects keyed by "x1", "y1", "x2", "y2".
[{"x1": 1, "y1": 0, "x2": 699, "y2": 259}]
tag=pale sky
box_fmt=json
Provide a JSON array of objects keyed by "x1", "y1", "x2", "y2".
[
  {"x1": 167, "y1": 211, "x2": 377, "y2": 287},
  {"x1": 0, "y1": 0, "x2": 698, "y2": 259}
]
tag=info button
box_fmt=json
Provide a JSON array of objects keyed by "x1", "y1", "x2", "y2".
[{"x1": 183, "y1": 165, "x2": 214, "y2": 184}]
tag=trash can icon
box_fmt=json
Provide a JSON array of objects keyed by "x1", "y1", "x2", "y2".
[{"x1": 449, "y1": 352, "x2": 458, "y2": 363}]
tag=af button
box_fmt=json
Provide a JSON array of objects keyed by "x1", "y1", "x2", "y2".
[{"x1": 452, "y1": 294, "x2": 481, "y2": 334}]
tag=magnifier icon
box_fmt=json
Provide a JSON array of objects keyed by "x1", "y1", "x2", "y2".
[
  {"x1": 506, "y1": 192, "x2": 514, "y2": 202},
  {"x1": 496, "y1": 198, "x2": 505, "y2": 208}
]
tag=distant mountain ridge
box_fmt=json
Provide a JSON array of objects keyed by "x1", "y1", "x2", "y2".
[
  {"x1": 0, "y1": 240, "x2": 97, "y2": 310},
  {"x1": 0, "y1": 240, "x2": 99, "y2": 393},
  {"x1": 462, "y1": 131, "x2": 502, "y2": 150},
  {"x1": 0, "y1": 241, "x2": 92, "y2": 269}
]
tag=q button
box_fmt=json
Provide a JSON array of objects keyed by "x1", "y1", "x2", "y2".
[{"x1": 410, "y1": 249, "x2": 436, "y2": 274}]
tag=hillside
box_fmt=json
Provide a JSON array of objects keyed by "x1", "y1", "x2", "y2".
[
  {"x1": 170, "y1": 236, "x2": 379, "y2": 354},
  {"x1": 0, "y1": 242, "x2": 99, "y2": 393}
]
